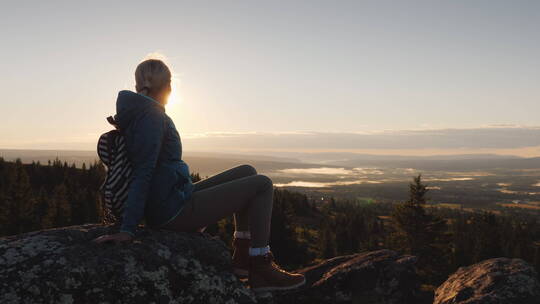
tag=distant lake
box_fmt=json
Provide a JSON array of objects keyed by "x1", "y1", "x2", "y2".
[
  {"x1": 271, "y1": 166, "x2": 479, "y2": 188},
  {"x1": 275, "y1": 180, "x2": 382, "y2": 188}
]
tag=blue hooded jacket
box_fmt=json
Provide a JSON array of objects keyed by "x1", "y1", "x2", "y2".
[{"x1": 114, "y1": 90, "x2": 194, "y2": 236}]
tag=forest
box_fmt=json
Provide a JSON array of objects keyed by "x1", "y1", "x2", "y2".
[{"x1": 0, "y1": 157, "x2": 539, "y2": 289}]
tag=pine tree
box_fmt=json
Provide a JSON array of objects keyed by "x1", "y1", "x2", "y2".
[
  {"x1": 471, "y1": 211, "x2": 501, "y2": 262},
  {"x1": 190, "y1": 172, "x2": 202, "y2": 183},
  {"x1": 42, "y1": 184, "x2": 71, "y2": 228},
  {"x1": 391, "y1": 174, "x2": 450, "y2": 283},
  {"x1": 10, "y1": 159, "x2": 35, "y2": 234},
  {"x1": 0, "y1": 186, "x2": 9, "y2": 235},
  {"x1": 53, "y1": 184, "x2": 71, "y2": 227},
  {"x1": 318, "y1": 218, "x2": 337, "y2": 258},
  {"x1": 270, "y1": 189, "x2": 300, "y2": 266}
]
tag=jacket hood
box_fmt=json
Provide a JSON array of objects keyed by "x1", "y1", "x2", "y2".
[{"x1": 114, "y1": 90, "x2": 165, "y2": 130}]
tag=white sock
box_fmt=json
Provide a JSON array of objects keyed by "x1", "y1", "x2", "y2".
[
  {"x1": 233, "y1": 231, "x2": 251, "y2": 239},
  {"x1": 249, "y1": 245, "x2": 270, "y2": 256}
]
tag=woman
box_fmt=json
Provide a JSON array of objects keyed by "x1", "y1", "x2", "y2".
[{"x1": 92, "y1": 59, "x2": 306, "y2": 293}]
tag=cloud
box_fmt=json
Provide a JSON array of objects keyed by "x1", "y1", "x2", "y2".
[
  {"x1": 183, "y1": 126, "x2": 540, "y2": 150},
  {"x1": 6, "y1": 126, "x2": 540, "y2": 154}
]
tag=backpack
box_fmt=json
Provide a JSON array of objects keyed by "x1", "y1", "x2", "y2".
[{"x1": 97, "y1": 116, "x2": 132, "y2": 224}]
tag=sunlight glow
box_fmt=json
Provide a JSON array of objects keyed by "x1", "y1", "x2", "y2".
[{"x1": 166, "y1": 76, "x2": 182, "y2": 107}]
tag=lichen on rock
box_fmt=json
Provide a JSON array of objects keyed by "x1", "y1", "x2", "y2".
[
  {"x1": 434, "y1": 257, "x2": 540, "y2": 304},
  {"x1": 267, "y1": 249, "x2": 419, "y2": 304},
  {"x1": 6, "y1": 223, "x2": 534, "y2": 304},
  {"x1": 0, "y1": 224, "x2": 256, "y2": 304}
]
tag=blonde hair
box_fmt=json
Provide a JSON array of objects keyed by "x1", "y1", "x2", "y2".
[{"x1": 134, "y1": 59, "x2": 172, "y2": 96}]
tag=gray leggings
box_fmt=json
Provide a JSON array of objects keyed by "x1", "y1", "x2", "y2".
[{"x1": 160, "y1": 165, "x2": 273, "y2": 247}]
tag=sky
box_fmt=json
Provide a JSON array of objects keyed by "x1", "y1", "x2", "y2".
[{"x1": 1, "y1": 1, "x2": 539, "y2": 157}]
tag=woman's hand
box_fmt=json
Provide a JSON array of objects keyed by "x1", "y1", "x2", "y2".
[{"x1": 92, "y1": 232, "x2": 134, "y2": 244}]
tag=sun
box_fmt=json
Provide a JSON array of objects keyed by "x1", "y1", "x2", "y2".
[{"x1": 166, "y1": 76, "x2": 181, "y2": 107}]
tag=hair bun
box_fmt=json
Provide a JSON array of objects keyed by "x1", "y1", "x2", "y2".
[{"x1": 135, "y1": 59, "x2": 171, "y2": 95}]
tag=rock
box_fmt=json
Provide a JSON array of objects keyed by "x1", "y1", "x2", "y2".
[
  {"x1": 1, "y1": 224, "x2": 420, "y2": 304},
  {"x1": 0, "y1": 224, "x2": 256, "y2": 304},
  {"x1": 267, "y1": 249, "x2": 419, "y2": 304},
  {"x1": 434, "y1": 257, "x2": 540, "y2": 304}
]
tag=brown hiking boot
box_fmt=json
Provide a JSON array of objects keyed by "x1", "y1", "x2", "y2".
[
  {"x1": 248, "y1": 251, "x2": 306, "y2": 293},
  {"x1": 232, "y1": 238, "x2": 250, "y2": 278}
]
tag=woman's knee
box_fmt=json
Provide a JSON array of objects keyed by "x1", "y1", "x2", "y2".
[
  {"x1": 237, "y1": 164, "x2": 257, "y2": 176},
  {"x1": 254, "y1": 174, "x2": 273, "y2": 192}
]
